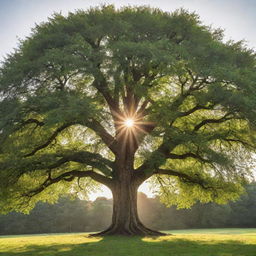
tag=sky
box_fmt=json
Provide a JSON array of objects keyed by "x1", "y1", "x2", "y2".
[
  {"x1": 0, "y1": 0, "x2": 255, "y2": 200},
  {"x1": 1, "y1": 0, "x2": 256, "y2": 61}
]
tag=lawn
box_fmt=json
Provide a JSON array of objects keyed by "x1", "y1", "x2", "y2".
[{"x1": 0, "y1": 229, "x2": 256, "y2": 256}]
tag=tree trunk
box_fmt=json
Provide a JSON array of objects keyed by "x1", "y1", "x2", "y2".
[{"x1": 93, "y1": 175, "x2": 165, "y2": 236}]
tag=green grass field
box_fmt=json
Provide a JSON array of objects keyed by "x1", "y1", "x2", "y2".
[{"x1": 0, "y1": 229, "x2": 256, "y2": 256}]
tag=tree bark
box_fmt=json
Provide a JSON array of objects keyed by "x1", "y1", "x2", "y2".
[{"x1": 92, "y1": 156, "x2": 166, "y2": 236}]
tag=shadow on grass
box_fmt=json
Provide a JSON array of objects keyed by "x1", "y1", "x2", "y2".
[{"x1": 1, "y1": 236, "x2": 256, "y2": 256}]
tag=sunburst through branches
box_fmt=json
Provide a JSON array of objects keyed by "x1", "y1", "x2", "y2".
[{"x1": 114, "y1": 112, "x2": 154, "y2": 153}]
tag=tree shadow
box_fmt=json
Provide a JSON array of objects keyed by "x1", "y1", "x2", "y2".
[{"x1": 1, "y1": 235, "x2": 256, "y2": 256}]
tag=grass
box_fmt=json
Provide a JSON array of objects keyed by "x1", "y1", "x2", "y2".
[{"x1": 0, "y1": 229, "x2": 256, "y2": 256}]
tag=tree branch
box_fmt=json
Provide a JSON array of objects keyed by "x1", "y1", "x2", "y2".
[
  {"x1": 154, "y1": 168, "x2": 210, "y2": 189},
  {"x1": 193, "y1": 113, "x2": 233, "y2": 131},
  {"x1": 134, "y1": 140, "x2": 177, "y2": 184},
  {"x1": 48, "y1": 151, "x2": 113, "y2": 176},
  {"x1": 23, "y1": 116, "x2": 118, "y2": 157},
  {"x1": 92, "y1": 71, "x2": 122, "y2": 119},
  {"x1": 24, "y1": 122, "x2": 76, "y2": 157},
  {"x1": 178, "y1": 104, "x2": 214, "y2": 118},
  {"x1": 223, "y1": 138, "x2": 256, "y2": 150},
  {"x1": 87, "y1": 118, "x2": 118, "y2": 154},
  {"x1": 24, "y1": 170, "x2": 113, "y2": 197},
  {"x1": 21, "y1": 118, "x2": 44, "y2": 127},
  {"x1": 167, "y1": 152, "x2": 210, "y2": 163},
  {"x1": 136, "y1": 99, "x2": 150, "y2": 118}
]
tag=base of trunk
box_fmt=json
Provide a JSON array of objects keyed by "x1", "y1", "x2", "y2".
[
  {"x1": 90, "y1": 170, "x2": 168, "y2": 237},
  {"x1": 90, "y1": 223, "x2": 167, "y2": 236}
]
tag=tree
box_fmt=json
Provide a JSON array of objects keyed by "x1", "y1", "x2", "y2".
[{"x1": 0, "y1": 5, "x2": 255, "y2": 236}]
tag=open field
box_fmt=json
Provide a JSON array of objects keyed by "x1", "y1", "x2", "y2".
[{"x1": 0, "y1": 229, "x2": 256, "y2": 256}]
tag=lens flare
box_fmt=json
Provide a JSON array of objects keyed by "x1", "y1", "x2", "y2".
[{"x1": 124, "y1": 118, "x2": 134, "y2": 128}]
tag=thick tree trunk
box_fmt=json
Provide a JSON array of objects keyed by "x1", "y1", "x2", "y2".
[
  {"x1": 91, "y1": 140, "x2": 166, "y2": 236},
  {"x1": 93, "y1": 175, "x2": 165, "y2": 236}
]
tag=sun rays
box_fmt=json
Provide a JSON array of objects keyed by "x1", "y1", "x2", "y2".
[{"x1": 113, "y1": 112, "x2": 154, "y2": 153}]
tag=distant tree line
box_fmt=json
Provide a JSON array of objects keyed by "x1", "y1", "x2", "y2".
[{"x1": 1, "y1": 183, "x2": 255, "y2": 235}]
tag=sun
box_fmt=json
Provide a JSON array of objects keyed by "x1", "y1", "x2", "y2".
[{"x1": 124, "y1": 118, "x2": 134, "y2": 128}]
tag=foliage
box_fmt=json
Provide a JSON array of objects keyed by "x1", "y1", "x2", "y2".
[{"x1": 0, "y1": 5, "x2": 256, "y2": 213}]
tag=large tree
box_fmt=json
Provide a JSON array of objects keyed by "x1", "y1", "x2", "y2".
[{"x1": 0, "y1": 6, "x2": 256, "y2": 236}]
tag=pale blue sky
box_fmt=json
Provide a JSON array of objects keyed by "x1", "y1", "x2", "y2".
[{"x1": 0, "y1": 0, "x2": 256, "y2": 61}]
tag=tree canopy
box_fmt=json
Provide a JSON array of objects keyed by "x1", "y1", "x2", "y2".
[{"x1": 0, "y1": 6, "x2": 255, "y2": 233}]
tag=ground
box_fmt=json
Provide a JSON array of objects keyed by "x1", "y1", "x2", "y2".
[{"x1": 0, "y1": 229, "x2": 256, "y2": 256}]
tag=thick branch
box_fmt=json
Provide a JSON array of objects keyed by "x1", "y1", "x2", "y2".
[
  {"x1": 48, "y1": 151, "x2": 113, "y2": 176},
  {"x1": 193, "y1": 113, "x2": 233, "y2": 131},
  {"x1": 94, "y1": 80, "x2": 118, "y2": 111},
  {"x1": 169, "y1": 104, "x2": 215, "y2": 126},
  {"x1": 25, "y1": 170, "x2": 113, "y2": 197},
  {"x1": 23, "y1": 116, "x2": 118, "y2": 157},
  {"x1": 167, "y1": 152, "x2": 210, "y2": 163},
  {"x1": 134, "y1": 141, "x2": 177, "y2": 183},
  {"x1": 22, "y1": 118, "x2": 44, "y2": 127},
  {"x1": 154, "y1": 168, "x2": 210, "y2": 189},
  {"x1": 178, "y1": 104, "x2": 214, "y2": 118},
  {"x1": 24, "y1": 123, "x2": 75, "y2": 157},
  {"x1": 134, "y1": 115, "x2": 231, "y2": 182},
  {"x1": 136, "y1": 99, "x2": 150, "y2": 118},
  {"x1": 87, "y1": 118, "x2": 118, "y2": 154},
  {"x1": 92, "y1": 72, "x2": 122, "y2": 119}
]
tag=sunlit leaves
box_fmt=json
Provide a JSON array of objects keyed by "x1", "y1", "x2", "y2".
[{"x1": 151, "y1": 174, "x2": 245, "y2": 209}]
